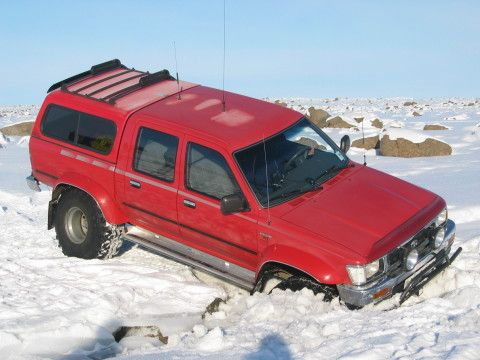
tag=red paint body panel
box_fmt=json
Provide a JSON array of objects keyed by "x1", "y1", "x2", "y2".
[{"x1": 28, "y1": 66, "x2": 448, "y2": 287}]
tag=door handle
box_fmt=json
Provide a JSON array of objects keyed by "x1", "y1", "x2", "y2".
[
  {"x1": 129, "y1": 179, "x2": 141, "y2": 189},
  {"x1": 183, "y1": 199, "x2": 196, "y2": 209}
]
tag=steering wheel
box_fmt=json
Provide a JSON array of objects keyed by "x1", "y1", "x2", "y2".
[{"x1": 284, "y1": 147, "x2": 309, "y2": 173}]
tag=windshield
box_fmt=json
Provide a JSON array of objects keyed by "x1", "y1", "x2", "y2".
[{"x1": 235, "y1": 118, "x2": 348, "y2": 207}]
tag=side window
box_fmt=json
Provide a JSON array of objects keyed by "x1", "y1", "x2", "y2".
[
  {"x1": 77, "y1": 113, "x2": 116, "y2": 154},
  {"x1": 134, "y1": 127, "x2": 178, "y2": 182},
  {"x1": 41, "y1": 105, "x2": 77, "y2": 142},
  {"x1": 41, "y1": 104, "x2": 116, "y2": 154},
  {"x1": 186, "y1": 143, "x2": 241, "y2": 200}
]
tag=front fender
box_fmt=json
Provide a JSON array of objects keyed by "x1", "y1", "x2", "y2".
[
  {"x1": 53, "y1": 172, "x2": 127, "y2": 225},
  {"x1": 258, "y1": 244, "x2": 350, "y2": 284}
]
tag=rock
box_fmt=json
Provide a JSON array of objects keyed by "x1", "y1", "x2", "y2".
[
  {"x1": 412, "y1": 111, "x2": 422, "y2": 117},
  {"x1": 354, "y1": 117, "x2": 364, "y2": 123},
  {"x1": 274, "y1": 100, "x2": 287, "y2": 107},
  {"x1": 326, "y1": 116, "x2": 353, "y2": 128},
  {"x1": 351, "y1": 135, "x2": 380, "y2": 150},
  {"x1": 307, "y1": 107, "x2": 330, "y2": 128},
  {"x1": 467, "y1": 102, "x2": 474, "y2": 106},
  {"x1": 371, "y1": 118, "x2": 383, "y2": 129},
  {"x1": 423, "y1": 124, "x2": 449, "y2": 130},
  {"x1": 297, "y1": 137, "x2": 326, "y2": 150},
  {"x1": 0, "y1": 121, "x2": 34, "y2": 136},
  {"x1": 403, "y1": 101, "x2": 417, "y2": 106},
  {"x1": 380, "y1": 135, "x2": 452, "y2": 157},
  {"x1": 203, "y1": 297, "x2": 225, "y2": 318},
  {"x1": 113, "y1": 326, "x2": 168, "y2": 344}
]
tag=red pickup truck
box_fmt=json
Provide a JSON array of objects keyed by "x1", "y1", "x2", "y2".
[{"x1": 27, "y1": 59, "x2": 460, "y2": 308}]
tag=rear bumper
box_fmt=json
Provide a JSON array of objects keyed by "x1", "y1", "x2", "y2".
[
  {"x1": 26, "y1": 174, "x2": 41, "y2": 192},
  {"x1": 337, "y1": 219, "x2": 460, "y2": 307}
]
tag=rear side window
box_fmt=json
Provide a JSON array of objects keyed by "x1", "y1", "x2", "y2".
[
  {"x1": 41, "y1": 106, "x2": 77, "y2": 142},
  {"x1": 186, "y1": 143, "x2": 241, "y2": 200},
  {"x1": 41, "y1": 104, "x2": 116, "y2": 155},
  {"x1": 134, "y1": 127, "x2": 179, "y2": 182}
]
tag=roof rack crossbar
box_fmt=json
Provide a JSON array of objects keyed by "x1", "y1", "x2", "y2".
[
  {"x1": 74, "y1": 69, "x2": 137, "y2": 93},
  {"x1": 47, "y1": 59, "x2": 125, "y2": 93},
  {"x1": 103, "y1": 70, "x2": 175, "y2": 104},
  {"x1": 86, "y1": 73, "x2": 146, "y2": 96}
]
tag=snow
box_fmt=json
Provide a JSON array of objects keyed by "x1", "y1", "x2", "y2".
[
  {"x1": 381, "y1": 128, "x2": 430, "y2": 143},
  {"x1": 1, "y1": 98, "x2": 480, "y2": 359}
]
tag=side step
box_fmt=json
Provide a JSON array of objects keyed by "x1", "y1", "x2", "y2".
[{"x1": 120, "y1": 225, "x2": 256, "y2": 291}]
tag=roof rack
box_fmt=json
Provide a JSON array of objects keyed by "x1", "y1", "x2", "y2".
[
  {"x1": 47, "y1": 59, "x2": 125, "y2": 93},
  {"x1": 48, "y1": 59, "x2": 176, "y2": 104}
]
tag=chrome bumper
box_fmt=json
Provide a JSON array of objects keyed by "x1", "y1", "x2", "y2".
[
  {"x1": 26, "y1": 175, "x2": 41, "y2": 192},
  {"x1": 337, "y1": 219, "x2": 459, "y2": 307}
]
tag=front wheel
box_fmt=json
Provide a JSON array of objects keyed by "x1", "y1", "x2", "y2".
[
  {"x1": 273, "y1": 276, "x2": 337, "y2": 302},
  {"x1": 54, "y1": 189, "x2": 122, "y2": 259}
]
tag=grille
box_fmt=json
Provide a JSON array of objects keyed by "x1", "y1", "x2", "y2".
[{"x1": 386, "y1": 222, "x2": 436, "y2": 277}]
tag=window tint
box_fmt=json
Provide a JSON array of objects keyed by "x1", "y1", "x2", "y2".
[
  {"x1": 186, "y1": 143, "x2": 241, "y2": 200},
  {"x1": 41, "y1": 105, "x2": 77, "y2": 142},
  {"x1": 77, "y1": 113, "x2": 116, "y2": 154},
  {"x1": 41, "y1": 105, "x2": 116, "y2": 154},
  {"x1": 134, "y1": 127, "x2": 178, "y2": 182}
]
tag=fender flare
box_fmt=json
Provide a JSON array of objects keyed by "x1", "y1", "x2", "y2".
[
  {"x1": 49, "y1": 173, "x2": 127, "y2": 228},
  {"x1": 257, "y1": 244, "x2": 349, "y2": 285}
]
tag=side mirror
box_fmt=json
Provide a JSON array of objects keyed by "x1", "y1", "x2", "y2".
[
  {"x1": 220, "y1": 193, "x2": 248, "y2": 214},
  {"x1": 340, "y1": 135, "x2": 350, "y2": 153}
]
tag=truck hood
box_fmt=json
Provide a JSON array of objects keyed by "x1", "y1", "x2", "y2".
[{"x1": 278, "y1": 165, "x2": 444, "y2": 260}]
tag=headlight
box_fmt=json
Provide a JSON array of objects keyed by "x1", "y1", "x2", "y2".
[
  {"x1": 434, "y1": 227, "x2": 445, "y2": 248},
  {"x1": 436, "y1": 207, "x2": 448, "y2": 226},
  {"x1": 405, "y1": 249, "x2": 419, "y2": 270},
  {"x1": 346, "y1": 259, "x2": 383, "y2": 286}
]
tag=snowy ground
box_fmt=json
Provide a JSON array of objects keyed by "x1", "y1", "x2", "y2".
[{"x1": 0, "y1": 98, "x2": 479, "y2": 359}]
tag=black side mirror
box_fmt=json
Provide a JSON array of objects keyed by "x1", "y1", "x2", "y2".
[
  {"x1": 220, "y1": 193, "x2": 248, "y2": 214},
  {"x1": 340, "y1": 135, "x2": 350, "y2": 153}
]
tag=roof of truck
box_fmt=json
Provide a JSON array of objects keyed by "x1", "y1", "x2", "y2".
[
  {"x1": 46, "y1": 59, "x2": 303, "y2": 151},
  {"x1": 137, "y1": 85, "x2": 302, "y2": 151}
]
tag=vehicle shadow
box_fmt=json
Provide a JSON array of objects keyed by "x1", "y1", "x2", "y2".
[{"x1": 244, "y1": 334, "x2": 293, "y2": 360}]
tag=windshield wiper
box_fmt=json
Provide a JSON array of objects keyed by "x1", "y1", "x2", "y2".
[
  {"x1": 267, "y1": 164, "x2": 346, "y2": 204},
  {"x1": 312, "y1": 164, "x2": 344, "y2": 186}
]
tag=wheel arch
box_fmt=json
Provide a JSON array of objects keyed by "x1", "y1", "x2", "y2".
[{"x1": 48, "y1": 176, "x2": 126, "y2": 229}]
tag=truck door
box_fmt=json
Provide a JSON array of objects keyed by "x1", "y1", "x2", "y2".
[
  {"x1": 117, "y1": 117, "x2": 182, "y2": 238},
  {"x1": 177, "y1": 137, "x2": 258, "y2": 271}
]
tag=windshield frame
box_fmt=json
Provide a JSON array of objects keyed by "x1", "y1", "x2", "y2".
[{"x1": 233, "y1": 117, "x2": 350, "y2": 208}]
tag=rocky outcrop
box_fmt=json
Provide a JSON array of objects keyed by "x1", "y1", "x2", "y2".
[
  {"x1": 404, "y1": 101, "x2": 417, "y2": 106},
  {"x1": 371, "y1": 118, "x2": 383, "y2": 129},
  {"x1": 307, "y1": 107, "x2": 330, "y2": 128},
  {"x1": 326, "y1": 116, "x2": 354, "y2": 128},
  {"x1": 0, "y1": 121, "x2": 34, "y2": 136},
  {"x1": 380, "y1": 135, "x2": 452, "y2": 157},
  {"x1": 351, "y1": 135, "x2": 380, "y2": 150},
  {"x1": 423, "y1": 124, "x2": 449, "y2": 130}
]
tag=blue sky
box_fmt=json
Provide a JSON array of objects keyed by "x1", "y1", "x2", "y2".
[{"x1": 0, "y1": 0, "x2": 478, "y2": 104}]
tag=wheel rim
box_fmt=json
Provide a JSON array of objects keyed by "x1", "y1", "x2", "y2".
[{"x1": 65, "y1": 207, "x2": 88, "y2": 244}]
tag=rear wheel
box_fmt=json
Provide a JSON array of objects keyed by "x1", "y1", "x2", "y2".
[{"x1": 54, "y1": 189, "x2": 122, "y2": 259}]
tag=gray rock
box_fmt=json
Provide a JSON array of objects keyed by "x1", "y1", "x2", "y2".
[{"x1": 380, "y1": 135, "x2": 452, "y2": 157}]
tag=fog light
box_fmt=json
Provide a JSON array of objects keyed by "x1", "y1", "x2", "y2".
[
  {"x1": 406, "y1": 249, "x2": 419, "y2": 270},
  {"x1": 434, "y1": 227, "x2": 446, "y2": 248}
]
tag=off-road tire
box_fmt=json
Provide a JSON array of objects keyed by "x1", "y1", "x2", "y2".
[
  {"x1": 273, "y1": 276, "x2": 338, "y2": 302},
  {"x1": 54, "y1": 189, "x2": 122, "y2": 259}
]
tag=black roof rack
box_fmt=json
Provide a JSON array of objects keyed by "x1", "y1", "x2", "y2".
[
  {"x1": 47, "y1": 59, "x2": 125, "y2": 93},
  {"x1": 103, "y1": 70, "x2": 175, "y2": 104},
  {"x1": 48, "y1": 59, "x2": 176, "y2": 105}
]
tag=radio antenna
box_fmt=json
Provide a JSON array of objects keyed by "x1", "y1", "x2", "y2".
[
  {"x1": 361, "y1": 118, "x2": 367, "y2": 166},
  {"x1": 173, "y1": 41, "x2": 181, "y2": 100},
  {"x1": 221, "y1": 0, "x2": 226, "y2": 112},
  {"x1": 262, "y1": 135, "x2": 271, "y2": 225}
]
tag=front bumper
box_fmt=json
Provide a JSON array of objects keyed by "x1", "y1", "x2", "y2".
[{"x1": 337, "y1": 219, "x2": 461, "y2": 307}]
